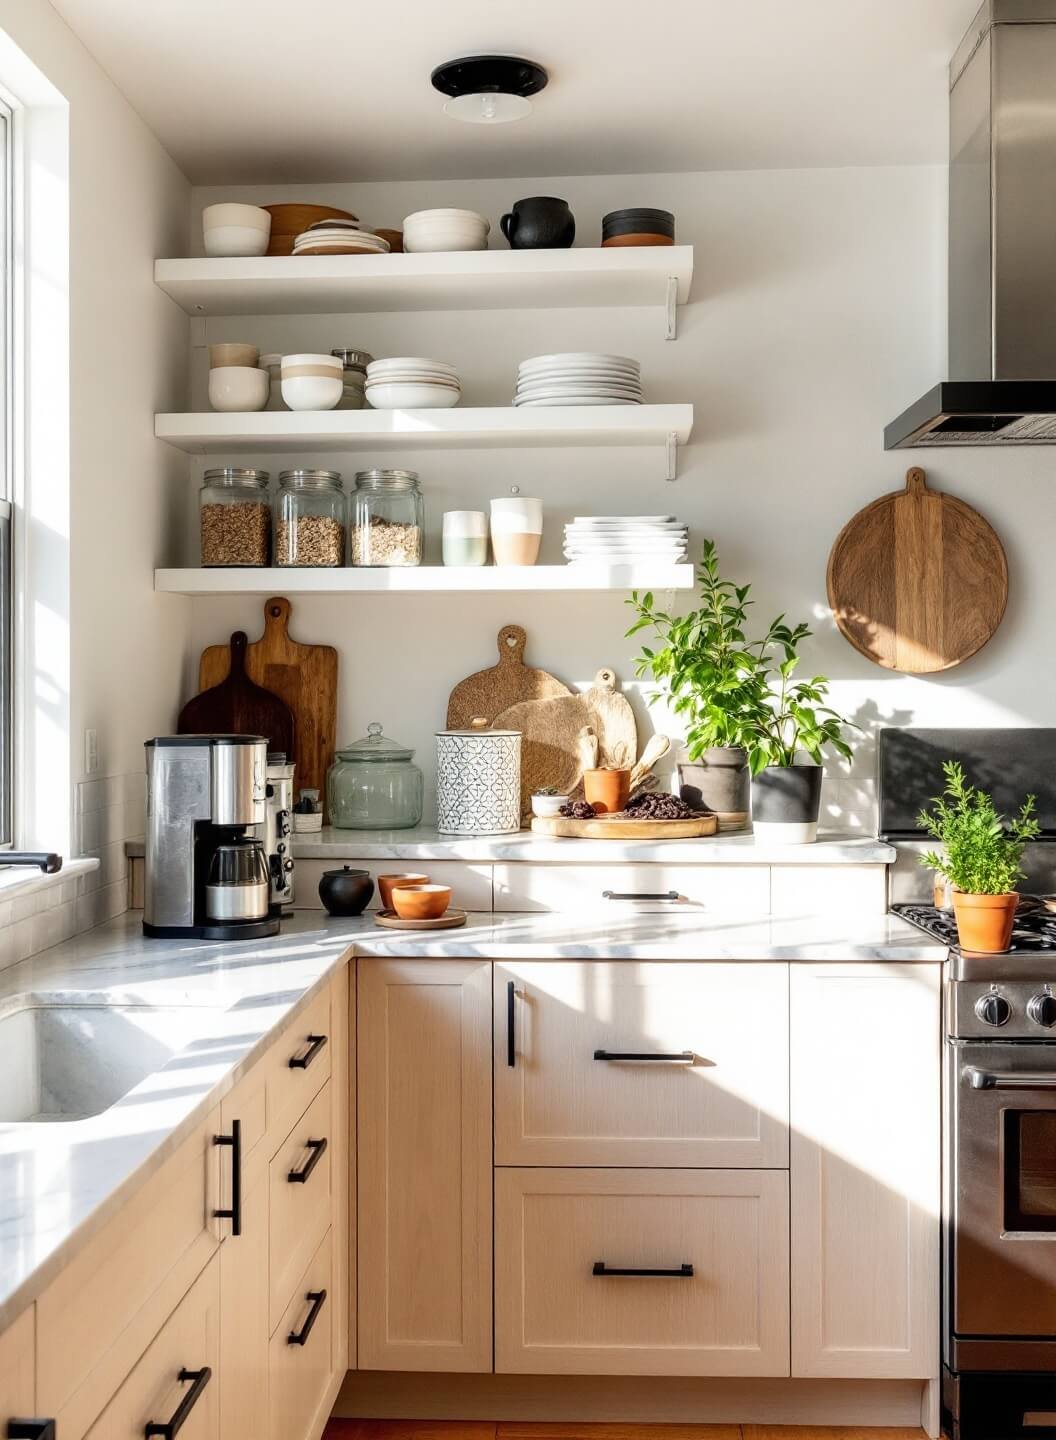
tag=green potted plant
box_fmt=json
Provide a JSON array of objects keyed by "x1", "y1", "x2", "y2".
[{"x1": 918, "y1": 761, "x2": 1039, "y2": 953}]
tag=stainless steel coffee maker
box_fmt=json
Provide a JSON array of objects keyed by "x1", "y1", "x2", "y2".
[{"x1": 143, "y1": 735, "x2": 280, "y2": 940}]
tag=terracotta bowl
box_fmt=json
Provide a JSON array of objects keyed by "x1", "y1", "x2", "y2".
[
  {"x1": 378, "y1": 871, "x2": 430, "y2": 910},
  {"x1": 391, "y1": 883, "x2": 452, "y2": 920}
]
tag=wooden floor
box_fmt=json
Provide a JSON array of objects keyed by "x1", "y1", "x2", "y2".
[{"x1": 325, "y1": 1423, "x2": 926, "y2": 1440}]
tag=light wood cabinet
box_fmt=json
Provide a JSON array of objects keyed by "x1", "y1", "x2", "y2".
[
  {"x1": 269, "y1": 1082, "x2": 333, "y2": 1333},
  {"x1": 495, "y1": 961, "x2": 788, "y2": 1167},
  {"x1": 0, "y1": 1306, "x2": 36, "y2": 1427},
  {"x1": 789, "y1": 962, "x2": 941, "y2": 1379},
  {"x1": 269, "y1": 1230, "x2": 335, "y2": 1440},
  {"x1": 495, "y1": 1167, "x2": 790, "y2": 1376},
  {"x1": 218, "y1": 1128, "x2": 270, "y2": 1440},
  {"x1": 357, "y1": 958, "x2": 492, "y2": 1372}
]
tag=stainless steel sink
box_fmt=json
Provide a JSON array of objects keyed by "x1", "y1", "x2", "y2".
[{"x1": 0, "y1": 999, "x2": 213, "y2": 1122}]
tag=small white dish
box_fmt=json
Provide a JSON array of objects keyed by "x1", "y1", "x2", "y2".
[
  {"x1": 208, "y1": 366, "x2": 269, "y2": 413},
  {"x1": 202, "y1": 203, "x2": 271, "y2": 257},
  {"x1": 513, "y1": 395, "x2": 642, "y2": 407},
  {"x1": 519, "y1": 352, "x2": 638, "y2": 370},
  {"x1": 365, "y1": 381, "x2": 461, "y2": 409},
  {"x1": 368, "y1": 357, "x2": 459, "y2": 376},
  {"x1": 281, "y1": 375, "x2": 343, "y2": 411},
  {"x1": 531, "y1": 793, "x2": 570, "y2": 818}
]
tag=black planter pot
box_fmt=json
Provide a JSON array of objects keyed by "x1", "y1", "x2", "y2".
[
  {"x1": 676, "y1": 746, "x2": 749, "y2": 826},
  {"x1": 318, "y1": 866, "x2": 375, "y2": 916},
  {"x1": 750, "y1": 764, "x2": 823, "y2": 845},
  {"x1": 500, "y1": 196, "x2": 575, "y2": 249}
]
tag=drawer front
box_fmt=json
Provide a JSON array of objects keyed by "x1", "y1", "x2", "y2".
[
  {"x1": 266, "y1": 986, "x2": 332, "y2": 1150},
  {"x1": 85, "y1": 1253, "x2": 219, "y2": 1440},
  {"x1": 270, "y1": 1082, "x2": 332, "y2": 1332},
  {"x1": 496, "y1": 1168, "x2": 790, "y2": 1377},
  {"x1": 294, "y1": 859, "x2": 493, "y2": 912},
  {"x1": 269, "y1": 1229, "x2": 334, "y2": 1440},
  {"x1": 496, "y1": 962, "x2": 789, "y2": 1167},
  {"x1": 0, "y1": 1305, "x2": 35, "y2": 1420},
  {"x1": 220, "y1": 1055, "x2": 268, "y2": 1165},
  {"x1": 493, "y1": 863, "x2": 770, "y2": 915}
]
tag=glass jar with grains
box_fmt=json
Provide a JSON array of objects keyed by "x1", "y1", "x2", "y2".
[
  {"x1": 274, "y1": 470, "x2": 346, "y2": 567},
  {"x1": 351, "y1": 470, "x2": 423, "y2": 566},
  {"x1": 199, "y1": 468, "x2": 271, "y2": 567}
]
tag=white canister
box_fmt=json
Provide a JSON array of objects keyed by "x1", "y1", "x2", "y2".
[
  {"x1": 436, "y1": 721, "x2": 522, "y2": 834},
  {"x1": 443, "y1": 510, "x2": 488, "y2": 566},
  {"x1": 490, "y1": 496, "x2": 542, "y2": 565}
]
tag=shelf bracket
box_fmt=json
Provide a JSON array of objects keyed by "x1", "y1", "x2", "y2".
[
  {"x1": 665, "y1": 276, "x2": 678, "y2": 340},
  {"x1": 665, "y1": 432, "x2": 678, "y2": 482}
]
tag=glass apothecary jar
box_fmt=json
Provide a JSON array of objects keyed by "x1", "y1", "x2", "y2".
[
  {"x1": 274, "y1": 469, "x2": 345, "y2": 567},
  {"x1": 199, "y1": 468, "x2": 271, "y2": 567},
  {"x1": 327, "y1": 722, "x2": 424, "y2": 830},
  {"x1": 350, "y1": 469, "x2": 423, "y2": 566}
]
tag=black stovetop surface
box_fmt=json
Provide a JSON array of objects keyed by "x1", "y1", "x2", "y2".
[{"x1": 893, "y1": 901, "x2": 1056, "y2": 953}]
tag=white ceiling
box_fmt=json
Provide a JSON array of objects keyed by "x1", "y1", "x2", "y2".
[{"x1": 50, "y1": 0, "x2": 980, "y2": 184}]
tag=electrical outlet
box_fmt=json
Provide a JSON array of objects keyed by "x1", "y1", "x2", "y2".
[{"x1": 84, "y1": 728, "x2": 99, "y2": 775}]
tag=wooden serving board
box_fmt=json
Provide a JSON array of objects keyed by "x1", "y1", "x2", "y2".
[
  {"x1": 531, "y1": 813, "x2": 717, "y2": 840},
  {"x1": 179, "y1": 631, "x2": 295, "y2": 756},
  {"x1": 827, "y1": 466, "x2": 1008, "y2": 674},
  {"x1": 446, "y1": 624, "x2": 571, "y2": 730},
  {"x1": 374, "y1": 908, "x2": 468, "y2": 931},
  {"x1": 199, "y1": 597, "x2": 338, "y2": 805}
]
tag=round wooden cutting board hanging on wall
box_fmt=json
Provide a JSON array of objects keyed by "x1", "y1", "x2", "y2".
[{"x1": 826, "y1": 466, "x2": 1008, "y2": 673}]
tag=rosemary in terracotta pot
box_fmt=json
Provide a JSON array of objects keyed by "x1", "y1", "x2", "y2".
[{"x1": 918, "y1": 761, "x2": 1040, "y2": 953}]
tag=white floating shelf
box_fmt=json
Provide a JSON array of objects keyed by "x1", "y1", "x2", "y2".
[
  {"x1": 154, "y1": 405, "x2": 694, "y2": 456},
  {"x1": 154, "y1": 246, "x2": 693, "y2": 318},
  {"x1": 155, "y1": 564, "x2": 695, "y2": 596}
]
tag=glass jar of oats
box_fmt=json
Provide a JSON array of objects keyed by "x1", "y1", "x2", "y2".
[
  {"x1": 351, "y1": 469, "x2": 423, "y2": 566},
  {"x1": 199, "y1": 468, "x2": 271, "y2": 567},
  {"x1": 274, "y1": 470, "x2": 346, "y2": 567}
]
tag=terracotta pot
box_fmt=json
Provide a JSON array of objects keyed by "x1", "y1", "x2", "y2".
[
  {"x1": 391, "y1": 883, "x2": 451, "y2": 920},
  {"x1": 583, "y1": 767, "x2": 631, "y2": 815},
  {"x1": 378, "y1": 872, "x2": 429, "y2": 910},
  {"x1": 952, "y1": 891, "x2": 1019, "y2": 954}
]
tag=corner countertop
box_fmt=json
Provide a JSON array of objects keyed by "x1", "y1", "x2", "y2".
[{"x1": 0, "y1": 906, "x2": 941, "y2": 1331}]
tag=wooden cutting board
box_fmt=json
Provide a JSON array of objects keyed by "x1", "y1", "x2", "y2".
[
  {"x1": 179, "y1": 631, "x2": 296, "y2": 756},
  {"x1": 446, "y1": 624, "x2": 571, "y2": 729},
  {"x1": 826, "y1": 466, "x2": 1008, "y2": 674},
  {"x1": 199, "y1": 597, "x2": 338, "y2": 806},
  {"x1": 531, "y1": 813, "x2": 717, "y2": 839}
]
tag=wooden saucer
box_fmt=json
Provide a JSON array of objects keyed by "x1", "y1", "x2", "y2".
[{"x1": 374, "y1": 908, "x2": 468, "y2": 931}]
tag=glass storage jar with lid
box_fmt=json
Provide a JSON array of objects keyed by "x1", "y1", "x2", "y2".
[
  {"x1": 199, "y1": 468, "x2": 271, "y2": 566},
  {"x1": 351, "y1": 469, "x2": 423, "y2": 566},
  {"x1": 274, "y1": 469, "x2": 345, "y2": 567},
  {"x1": 327, "y1": 722, "x2": 424, "y2": 829}
]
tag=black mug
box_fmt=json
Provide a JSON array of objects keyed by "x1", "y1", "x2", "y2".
[{"x1": 500, "y1": 196, "x2": 575, "y2": 249}]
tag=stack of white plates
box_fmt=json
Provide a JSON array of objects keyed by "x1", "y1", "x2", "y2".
[
  {"x1": 365, "y1": 357, "x2": 462, "y2": 410},
  {"x1": 513, "y1": 353, "x2": 643, "y2": 407},
  {"x1": 293, "y1": 220, "x2": 391, "y2": 256},
  {"x1": 564, "y1": 515, "x2": 689, "y2": 564}
]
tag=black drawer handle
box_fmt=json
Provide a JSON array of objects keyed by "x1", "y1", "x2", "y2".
[
  {"x1": 594, "y1": 1049, "x2": 695, "y2": 1063},
  {"x1": 144, "y1": 1366, "x2": 211, "y2": 1439},
  {"x1": 592, "y1": 1261, "x2": 693, "y2": 1278},
  {"x1": 288, "y1": 1137, "x2": 327, "y2": 1184},
  {"x1": 213, "y1": 1117, "x2": 242, "y2": 1236},
  {"x1": 289, "y1": 1033, "x2": 327, "y2": 1070},
  {"x1": 8, "y1": 1423, "x2": 56, "y2": 1440},
  {"x1": 287, "y1": 1289, "x2": 327, "y2": 1346},
  {"x1": 506, "y1": 980, "x2": 516, "y2": 1068},
  {"x1": 602, "y1": 890, "x2": 680, "y2": 901}
]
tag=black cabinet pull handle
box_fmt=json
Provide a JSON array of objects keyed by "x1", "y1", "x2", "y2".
[
  {"x1": 594, "y1": 1049, "x2": 695, "y2": 1063},
  {"x1": 144, "y1": 1366, "x2": 211, "y2": 1438},
  {"x1": 592, "y1": 1261, "x2": 693, "y2": 1278},
  {"x1": 506, "y1": 979, "x2": 516, "y2": 1068},
  {"x1": 602, "y1": 889, "x2": 680, "y2": 901},
  {"x1": 288, "y1": 1137, "x2": 327, "y2": 1184},
  {"x1": 289, "y1": 1033, "x2": 327, "y2": 1070},
  {"x1": 213, "y1": 1117, "x2": 242, "y2": 1236},
  {"x1": 8, "y1": 1422, "x2": 56, "y2": 1440},
  {"x1": 287, "y1": 1289, "x2": 327, "y2": 1346}
]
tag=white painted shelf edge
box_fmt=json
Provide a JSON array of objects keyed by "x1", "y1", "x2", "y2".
[
  {"x1": 154, "y1": 564, "x2": 695, "y2": 595},
  {"x1": 153, "y1": 246, "x2": 694, "y2": 317}
]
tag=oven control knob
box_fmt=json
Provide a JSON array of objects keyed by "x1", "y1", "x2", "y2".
[
  {"x1": 975, "y1": 991, "x2": 1012, "y2": 1027},
  {"x1": 1028, "y1": 993, "x2": 1056, "y2": 1028}
]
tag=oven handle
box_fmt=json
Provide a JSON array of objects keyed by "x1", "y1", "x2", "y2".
[{"x1": 964, "y1": 1065, "x2": 1056, "y2": 1091}]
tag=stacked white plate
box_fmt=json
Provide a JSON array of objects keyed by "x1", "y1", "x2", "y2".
[
  {"x1": 293, "y1": 219, "x2": 390, "y2": 256},
  {"x1": 365, "y1": 356, "x2": 462, "y2": 410},
  {"x1": 564, "y1": 515, "x2": 689, "y2": 564},
  {"x1": 513, "y1": 353, "x2": 643, "y2": 407}
]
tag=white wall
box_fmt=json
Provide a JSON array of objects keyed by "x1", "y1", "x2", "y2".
[
  {"x1": 0, "y1": 0, "x2": 190, "y2": 918},
  {"x1": 181, "y1": 167, "x2": 1055, "y2": 832}
]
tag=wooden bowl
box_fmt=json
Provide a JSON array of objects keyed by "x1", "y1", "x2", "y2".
[
  {"x1": 375, "y1": 228, "x2": 404, "y2": 253},
  {"x1": 378, "y1": 872, "x2": 430, "y2": 910},
  {"x1": 391, "y1": 883, "x2": 452, "y2": 920},
  {"x1": 601, "y1": 233, "x2": 675, "y2": 247},
  {"x1": 263, "y1": 203, "x2": 358, "y2": 255}
]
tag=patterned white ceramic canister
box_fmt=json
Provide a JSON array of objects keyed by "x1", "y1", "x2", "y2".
[{"x1": 436, "y1": 720, "x2": 522, "y2": 834}]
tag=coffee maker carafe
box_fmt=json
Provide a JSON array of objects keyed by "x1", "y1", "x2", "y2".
[{"x1": 143, "y1": 735, "x2": 279, "y2": 940}]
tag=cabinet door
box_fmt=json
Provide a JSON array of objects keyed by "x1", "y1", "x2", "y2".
[
  {"x1": 0, "y1": 1307, "x2": 36, "y2": 1425},
  {"x1": 358, "y1": 959, "x2": 492, "y2": 1372},
  {"x1": 790, "y1": 962, "x2": 940, "y2": 1378},
  {"x1": 219, "y1": 1147, "x2": 269, "y2": 1440},
  {"x1": 496, "y1": 961, "x2": 788, "y2": 1167}
]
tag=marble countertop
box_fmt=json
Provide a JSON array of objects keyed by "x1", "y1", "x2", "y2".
[{"x1": 0, "y1": 906, "x2": 941, "y2": 1331}]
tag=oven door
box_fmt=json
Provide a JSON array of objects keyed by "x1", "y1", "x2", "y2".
[{"x1": 953, "y1": 1042, "x2": 1056, "y2": 1346}]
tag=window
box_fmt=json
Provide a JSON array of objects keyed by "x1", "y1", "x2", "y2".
[{"x1": 0, "y1": 97, "x2": 11, "y2": 848}]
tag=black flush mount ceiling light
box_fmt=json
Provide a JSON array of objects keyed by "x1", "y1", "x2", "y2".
[{"x1": 431, "y1": 55, "x2": 548, "y2": 124}]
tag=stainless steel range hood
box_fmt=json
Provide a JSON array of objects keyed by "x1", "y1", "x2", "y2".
[{"x1": 885, "y1": 0, "x2": 1056, "y2": 448}]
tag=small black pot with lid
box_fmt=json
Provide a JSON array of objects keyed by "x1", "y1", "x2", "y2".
[{"x1": 318, "y1": 866, "x2": 375, "y2": 916}]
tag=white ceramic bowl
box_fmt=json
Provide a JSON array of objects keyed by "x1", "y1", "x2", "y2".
[
  {"x1": 531, "y1": 793, "x2": 569, "y2": 818},
  {"x1": 404, "y1": 230, "x2": 489, "y2": 254},
  {"x1": 365, "y1": 381, "x2": 461, "y2": 409},
  {"x1": 281, "y1": 374, "x2": 343, "y2": 411},
  {"x1": 202, "y1": 204, "x2": 271, "y2": 258},
  {"x1": 404, "y1": 208, "x2": 490, "y2": 227},
  {"x1": 207, "y1": 366, "x2": 269, "y2": 413}
]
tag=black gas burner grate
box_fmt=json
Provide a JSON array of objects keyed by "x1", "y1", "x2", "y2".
[{"x1": 893, "y1": 901, "x2": 1056, "y2": 952}]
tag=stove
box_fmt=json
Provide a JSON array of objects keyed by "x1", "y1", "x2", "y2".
[{"x1": 893, "y1": 901, "x2": 1056, "y2": 956}]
